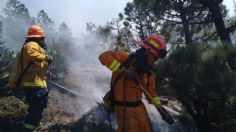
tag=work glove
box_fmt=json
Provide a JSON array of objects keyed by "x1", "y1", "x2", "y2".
[
  {"x1": 121, "y1": 67, "x2": 138, "y2": 81},
  {"x1": 46, "y1": 55, "x2": 53, "y2": 64},
  {"x1": 152, "y1": 96, "x2": 161, "y2": 106},
  {"x1": 0, "y1": 85, "x2": 12, "y2": 96},
  {"x1": 152, "y1": 96, "x2": 174, "y2": 124},
  {"x1": 36, "y1": 88, "x2": 49, "y2": 98}
]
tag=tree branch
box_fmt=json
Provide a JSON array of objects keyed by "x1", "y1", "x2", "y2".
[
  {"x1": 164, "y1": 12, "x2": 181, "y2": 17},
  {"x1": 227, "y1": 24, "x2": 236, "y2": 33},
  {"x1": 156, "y1": 16, "x2": 182, "y2": 24}
]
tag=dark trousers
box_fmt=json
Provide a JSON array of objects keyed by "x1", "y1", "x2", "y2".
[{"x1": 23, "y1": 88, "x2": 49, "y2": 126}]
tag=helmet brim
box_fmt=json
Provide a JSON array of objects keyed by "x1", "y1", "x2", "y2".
[{"x1": 26, "y1": 35, "x2": 46, "y2": 38}]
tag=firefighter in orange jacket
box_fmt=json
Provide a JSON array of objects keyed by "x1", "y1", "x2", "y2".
[
  {"x1": 99, "y1": 34, "x2": 167, "y2": 132},
  {"x1": 9, "y1": 25, "x2": 52, "y2": 130}
]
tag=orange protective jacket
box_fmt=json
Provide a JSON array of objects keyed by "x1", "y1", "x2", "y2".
[{"x1": 99, "y1": 50, "x2": 159, "y2": 132}]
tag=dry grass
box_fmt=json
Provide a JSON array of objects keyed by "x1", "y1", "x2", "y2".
[
  {"x1": 41, "y1": 89, "x2": 80, "y2": 127},
  {"x1": 0, "y1": 89, "x2": 81, "y2": 131},
  {"x1": 0, "y1": 96, "x2": 27, "y2": 131}
]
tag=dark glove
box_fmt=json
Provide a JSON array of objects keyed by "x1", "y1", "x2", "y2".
[
  {"x1": 46, "y1": 55, "x2": 53, "y2": 64},
  {"x1": 121, "y1": 67, "x2": 138, "y2": 81},
  {"x1": 0, "y1": 85, "x2": 12, "y2": 96},
  {"x1": 36, "y1": 88, "x2": 49, "y2": 98}
]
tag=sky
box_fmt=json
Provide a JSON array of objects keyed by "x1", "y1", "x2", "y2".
[
  {"x1": 0, "y1": 0, "x2": 235, "y2": 37},
  {"x1": 0, "y1": 0, "x2": 132, "y2": 37}
]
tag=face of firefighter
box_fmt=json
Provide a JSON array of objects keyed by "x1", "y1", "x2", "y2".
[
  {"x1": 146, "y1": 51, "x2": 158, "y2": 67},
  {"x1": 38, "y1": 37, "x2": 47, "y2": 49}
]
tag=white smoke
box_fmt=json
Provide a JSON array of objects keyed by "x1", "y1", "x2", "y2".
[
  {"x1": 0, "y1": 0, "x2": 7, "y2": 16},
  {"x1": 64, "y1": 34, "x2": 114, "y2": 117},
  {"x1": 143, "y1": 97, "x2": 177, "y2": 132},
  {"x1": 0, "y1": 0, "x2": 115, "y2": 118}
]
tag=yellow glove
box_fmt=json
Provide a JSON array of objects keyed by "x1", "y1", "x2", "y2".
[{"x1": 152, "y1": 96, "x2": 161, "y2": 106}]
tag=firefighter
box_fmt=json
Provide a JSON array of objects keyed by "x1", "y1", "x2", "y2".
[
  {"x1": 8, "y1": 25, "x2": 52, "y2": 130},
  {"x1": 99, "y1": 34, "x2": 167, "y2": 132}
]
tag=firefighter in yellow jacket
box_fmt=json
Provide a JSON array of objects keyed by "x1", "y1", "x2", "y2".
[
  {"x1": 8, "y1": 25, "x2": 52, "y2": 130},
  {"x1": 99, "y1": 34, "x2": 167, "y2": 132}
]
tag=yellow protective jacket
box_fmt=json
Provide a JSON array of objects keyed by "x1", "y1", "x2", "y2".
[
  {"x1": 99, "y1": 50, "x2": 159, "y2": 132},
  {"x1": 9, "y1": 41, "x2": 49, "y2": 88}
]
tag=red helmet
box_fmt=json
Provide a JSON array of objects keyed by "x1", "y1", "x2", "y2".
[
  {"x1": 138, "y1": 34, "x2": 167, "y2": 58},
  {"x1": 26, "y1": 25, "x2": 46, "y2": 38}
]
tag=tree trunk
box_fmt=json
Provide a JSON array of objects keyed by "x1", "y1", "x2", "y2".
[
  {"x1": 180, "y1": 8, "x2": 193, "y2": 45},
  {"x1": 199, "y1": 0, "x2": 233, "y2": 46},
  {"x1": 0, "y1": 21, "x2": 3, "y2": 45},
  {"x1": 0, "y1": 21, "x2": 2, "y2": 37}
]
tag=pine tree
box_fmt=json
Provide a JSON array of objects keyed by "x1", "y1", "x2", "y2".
[
  {"x1": 2, "y1": 0, "x2": 34, "y2": 50},
  {"x1": 156, "y1": 44, "x2": 236, "y2": 131},
  {"x1": 59, "y1": 22, "x2": 73, "y2": 45},
  {"x1": 36, "y1": 10, "x2": 57, "y2": 45},
  {"x1": 0, "y1": 21, "x2": 14, "y2": 89},
  {"x1": 198, "y1": 0, "x2": 233, "y2": 46},
  {"x1": 124, "y1": 2, "x2": 158, "y2": 38},
  {"x1": 133, "y1": 0, "x2": 229, "y2": 46}
]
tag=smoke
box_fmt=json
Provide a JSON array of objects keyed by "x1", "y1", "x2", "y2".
[
  {"x1": 64, "y1": 33, "x2": 114, "y2": 117},
  {"x1": 0, "y1": 0, "x2": 7, "y2": 16},
  {"x1": 0, "y1": 0, "x2": 115, "y2": 118},
  {"x1": 143, "y1": 97, "x2": 177, "y2": 132}
]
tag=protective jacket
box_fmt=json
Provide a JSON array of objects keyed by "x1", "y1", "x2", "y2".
[
  {"x1": 9, "y1": 41, "x2": 49, "y2": 88},
  {"x1": 99, "y1": 50, "x2": 159, "y2": 132}
]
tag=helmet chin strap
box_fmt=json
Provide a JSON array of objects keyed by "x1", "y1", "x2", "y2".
[
  {"x1": 36, "y1": 38, "x2": 47, "y2": 50},
  {"x1": 41, "y1": 44, "x2": 47, "y2": 50},
  {"x1": 39, "y1": 41, "x2": 47, "y2": 50},
  {"x1": 158, "y1": 49, "x2": 167, "y2": 58}
]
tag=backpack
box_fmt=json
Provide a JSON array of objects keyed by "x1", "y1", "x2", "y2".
[{"x1": 8, "y1": 47, "x2": 33, "y2": 89}]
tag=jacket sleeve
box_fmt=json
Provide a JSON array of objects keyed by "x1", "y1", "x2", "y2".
[
  {"x1": 147, "y1": 72, "x2": 161, "y2": 105},
  {"x1": 99, "y1": 50, "x2": 129, "y2": 71},
  {"x1": 24, "y1": 42, "x2": 46, "y2": 62}
]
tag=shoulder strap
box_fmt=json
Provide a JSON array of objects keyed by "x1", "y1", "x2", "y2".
[
  {"x1": 110, "y1": 53, "x2": 135, "y2": 89},
  {"x1": 16, "y1": 62, "x2": 33, "y2": 85},
  {"x1": 109, "y1": 53, "x2": 135, "y2": 100},
  {"x1": 123, "y1": 53, "x2": 135, "y2": 69}
]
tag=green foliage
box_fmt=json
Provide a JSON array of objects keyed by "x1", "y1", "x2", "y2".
[
  {"x1": 83, "y1": 22, "x2": 116, "y2": 50},
  {"x1": 36, "y1": 10, "x2": 55, "y2": 28},
  {"x1": 156, "y1": 44, "x2": 236, "y2": 131},
  {"x1": 197, "y1": 0, "x2": 233, "y2": 45},
  {"x1": 0, "y1": 43, "x2": 14, "y2": 89},
  {"x1": 47, "y1": 43, "x2": 70, "y2": 84},
  {"x1": 132, "y1": 0, "x2": 230, "y2": 46},
  {"x1": 3, "y1": 0, "x2": 31, "y2": 20},
  {"x1": 59, "y1": 22, "x2": 73, "y2": 45},
  {"x1": 124, "y1": 2, "x2": 158, "y2": 37},
  {"x1": 36, "y1": 10, "x2": 57, "y2": 46},
  {"x1": 0, "y1": 0, "x2": 74, "y2": 86},
  {"x1": 2, "y1": 0, "x2": 34, "y2": 50},
  {"x1": 83, "y1": 17, "x2": 136, "y2": 52}
]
